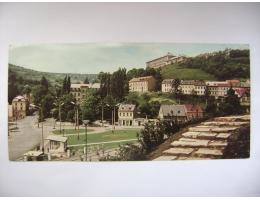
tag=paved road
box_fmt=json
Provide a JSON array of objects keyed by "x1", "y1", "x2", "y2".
[{"x1": 8, "y1": 114, "x2": 54, "y2": 161}]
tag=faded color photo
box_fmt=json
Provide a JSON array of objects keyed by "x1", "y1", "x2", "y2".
[{"x1": 8, "y1": 43, "x2": 250, "y2": 162}]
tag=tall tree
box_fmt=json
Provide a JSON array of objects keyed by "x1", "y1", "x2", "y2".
[{"x1": 84, "y1": 77, "x2": 90, "y2": 84}]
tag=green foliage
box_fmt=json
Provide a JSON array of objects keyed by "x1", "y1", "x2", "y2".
[
  {"x1": 218, "y1": 88, "x2": 243, "y2": 115},
  {"x1": 84, "y1": 77, "x2": 89, "y2": 84},
  {"x1": 81, "y1": 90, "x2": 101, "y2": 122},
  {"x1": 9, "y1": 64, "x2": 98, "y2": 84},
  {"x1": 100, "y1": 144, "x2": 146, "y2": 161},
  {"x1": 62, "y1": 75, "x2": 71, "y2": 95},
  {"x1": 179, "y1": 49, "x2": 250, "y2": 80},
  {"x1": 137, "y1": 122, "x2": 164, "y2": 152},
  {"x1": 161, "y1": 64, "x2": 216, "y2": 80}
]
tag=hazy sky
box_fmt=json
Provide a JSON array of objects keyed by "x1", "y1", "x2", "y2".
[{"x1": 9, "y1": 43, "x2": 249, "y2": 74}]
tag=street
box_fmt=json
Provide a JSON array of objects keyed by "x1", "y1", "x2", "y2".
[{"x1": 8, "y1": 114, "x2": 54, "y2": 161}]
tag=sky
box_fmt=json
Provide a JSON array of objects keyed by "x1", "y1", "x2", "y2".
[{"x1": 9, "y1": 43, "x2": 249, "y2": 74}]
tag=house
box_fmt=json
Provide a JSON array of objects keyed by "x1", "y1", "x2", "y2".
[
  {"x1": 70, "y1": 83, "x2": 100, "y2": 102},
  {"x1": 158, "y1": 105, "x2": 188, "y2": 123},
  {"x1": 12, "y1": 95, "x2": 28, "y2": 119},
  {"x1": 184, "y1": 104, "x2": 204, "y2": 120},
  {"x1": 146, "y1": 52, "x2": 186, "y2": 69},
  {"x1": 118, "y1": 104, "x2": 136, "y2": 126},
  {"x1": 129, "y1": 76, "x2": 156, "y2": 93},
  {"x1": 158, "y1": 104, "x2": 203, "y2": 123},
  {"x1": 162, "y1": 79, "x2": 175, "y2": 93},
  {"x1": 233, "y1": 88, "x2": 250, "y2": 106},
  {"x1": 45, "y1": 135, "x2": 68, "y2": 153}
]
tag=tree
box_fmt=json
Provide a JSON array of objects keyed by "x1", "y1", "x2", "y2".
[
  {"x1": 218, "y1": 87, "x2": 243, "y2": 115},
  {"x1": 138, "y1": 122, "x2": 164, "y2": 152},
  {"x1": 81, "y1": 90, "x2": 101, "y2": 122},
  {"x1": 84, "y1": 77, "x2": 90, "y2": 84}
]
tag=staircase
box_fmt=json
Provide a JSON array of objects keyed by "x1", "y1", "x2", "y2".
[{"x1": 153, "y1": 115, "x2": 250, "y2": 161}]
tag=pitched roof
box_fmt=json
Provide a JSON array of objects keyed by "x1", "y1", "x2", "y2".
[
  {"x1": 45, "y1": 135, "x2": 68, "y2": 143},
  {"x1": 119, "y1": 104, "x2": 136, "y2": 112},
  {"x1": 184, "y1": 104, "x2": 203, "y2": 113},
  {"x1": 71, "y1": 83, "x2": 100, "y2": 89},
  {"x1": 129, "y1": 76, "x2": 154, "y2": 83},
  {"x1": 162, "y1": 79, "x2": 175, "y2": 84},
  {"x1": 159, "y1": 105, "x2": 187, "y2": 117},
  {"x1": 12, "y1": 95, "x2": 26, "y2": 102}
]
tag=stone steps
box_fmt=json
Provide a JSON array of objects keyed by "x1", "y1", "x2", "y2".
[{"x1": 153, "y1": 115, "x2": 250, "y2": 161}]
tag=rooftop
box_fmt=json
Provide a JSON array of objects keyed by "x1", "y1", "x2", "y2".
[
  {"x1": 129, "y1": 76, "x2": 154, "y2": 83},
  {"x1": 45, "y1": 135, "x2": 68, "y2": 143}
]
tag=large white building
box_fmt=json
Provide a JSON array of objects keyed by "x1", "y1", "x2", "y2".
[
  {"x1": 70, "y1": 83, "x2": 100, "y2": 102},
  {"x1": 146, "y1": 53, "x2": 186, "y2": 69},
  {"x1": 129, "y1": 76, "x2": 156, "y2": 93}
]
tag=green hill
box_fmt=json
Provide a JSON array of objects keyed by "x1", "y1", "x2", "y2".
[
  {"x1": 9, "y1": 64, "x2": 98, "y2": 83},
  {"x1": 160, "y1": 64, "x2": 216, "y2": 80}
]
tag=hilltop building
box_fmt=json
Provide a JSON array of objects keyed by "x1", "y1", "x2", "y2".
[
  {"x1": 129, "y1": 76, "x2": 156, "y2": 93},
  {"x1": 146, "y1": 53, "x2": 186, "y2": 69}
]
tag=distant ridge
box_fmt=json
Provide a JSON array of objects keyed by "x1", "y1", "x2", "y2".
[{"x1": 9, "y1": 64, "x2": 98, "y2": 83}]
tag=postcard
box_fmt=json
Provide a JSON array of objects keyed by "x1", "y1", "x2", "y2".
[{"x1": 8, "y1": 43, "x2": 250, "y2": 161}]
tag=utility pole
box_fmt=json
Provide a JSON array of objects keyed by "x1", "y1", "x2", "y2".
[
  {"x1": 41, "y1": 106, "x2": 44, "y2": 154},
  {"x1": 59, "y1": 103, "x2": 62, "y2": 134},
  {"x1": 101, "y1": 101, "x2": 104, "y2": 127},
  {"x1": 113, "y1": 106, "x2": 116, "y2": 131},
  {"x1": 111, "y1": 110, "x2": 114, "y2": 133}
]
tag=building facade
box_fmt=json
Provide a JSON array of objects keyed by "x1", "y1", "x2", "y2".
[
  {"x1": 161, "y1": 79, "x2": 175, "y2": 93},
  {"x1": 12, "y1": 95, "x2": 28, "y2": 119},
  {"x1": 70, "y1": 83, "x2": 100, "y2": 102},
  {"x1": 129, "y1": 76, "x2": 156, "y2": 93},
  {"x1": 146, "y1": 53, "x2": 186, "y2": 69},
  {"x1": 118, "y1": 104, "x2": 136, "y2": 126},
  {"x1": 158, "y1": 104, "x2": 203, "y2": 123},
  {"x1": 180, "y1": 80, "x2": 196, "y2": 95}
]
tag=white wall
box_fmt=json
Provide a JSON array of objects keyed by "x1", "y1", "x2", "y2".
[{"x1": 0, "y1": 3, "x2": 260, "y2": 196}]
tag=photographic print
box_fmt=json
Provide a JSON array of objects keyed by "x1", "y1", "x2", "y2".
[{"x1": 8, "y1": 43, "x2": 250, "y2": 162}]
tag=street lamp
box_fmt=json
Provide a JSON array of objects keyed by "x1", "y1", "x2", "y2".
[
  {"x1": 53, "y1": 101, "x2": 64, "y2": 134},
  {"x1": 83, "y1": 119, "x2": 90, "y2": 161},
  {"x1": 31, "y1": 104, "x2": 45, "y2": 154},
  {"x1": 112, "y1": 103, "x2": 121, "y2": 133}
]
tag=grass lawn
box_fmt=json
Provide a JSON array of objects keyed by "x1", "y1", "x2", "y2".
[
  {"x1": 161, "y1": 64, "x2": 216, "y2": 80},
  {"x1": 67, "y1": 129, "x2": 140, "y2": 149},
  {"x1": 53, "y1": 128, "x2": 94, "y2": 135}
]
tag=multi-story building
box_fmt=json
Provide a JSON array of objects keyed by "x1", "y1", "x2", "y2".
[
  {"x1": 194, "y1": 80, "x2": 206, "y2": 96},
  {"x1": 70, "y1": 83, "x2": 100, "y2": 102},
  {"x1": 158, "y1": 104, "x2": 203, "y2": 123},
  {"x1": 180, "y1": 80, "x2": 196, "y2": 95},
  {"x1": 129, "y1": 76, "x2": 156, "y2": 93},
  {"x1": 146, "y1": 53, "x2": 186, "y2": 69},
  {"x1": 12, "y1": 95, "x2": 28, "y2": 119},
  {"x1": 161, "y1": 79, "x2": 175, "y2": 93},
  {"x1": 118, "y1": 104, "x2": 136, "y2": 126}
]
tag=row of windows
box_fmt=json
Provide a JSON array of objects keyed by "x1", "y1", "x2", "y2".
[{"x1": 119, "y1": 112, "x2": 133, "y2": 117}]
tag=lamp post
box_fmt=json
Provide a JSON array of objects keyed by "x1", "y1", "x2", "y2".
[
  {"x1": 71, "y1": 101, "x2": 80, "y2": 140},
  {"x1": 112, "y1": 103, "x2": 121, "y2": 132},
  {"x1": 33, "y1": 104, "x2": 45, "y2": 154},
  {"x1": 53, "y1": 100, "x2": 64, "y2": 134},
  {"x1": 83, "y1": 120, "x2": 89, "y2": 161}
]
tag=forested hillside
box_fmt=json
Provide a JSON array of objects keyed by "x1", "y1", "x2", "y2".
[
  {"x1": 9, "y1": 64, "x2": 98, "y2": 84},
  {"x1": 179, "y1": 49, "x2": 250, "y2": 80}
]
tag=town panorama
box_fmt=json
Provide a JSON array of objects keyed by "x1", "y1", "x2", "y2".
[{"x1": 8, "y1": 43, "x2": 250, "y2": 161}]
